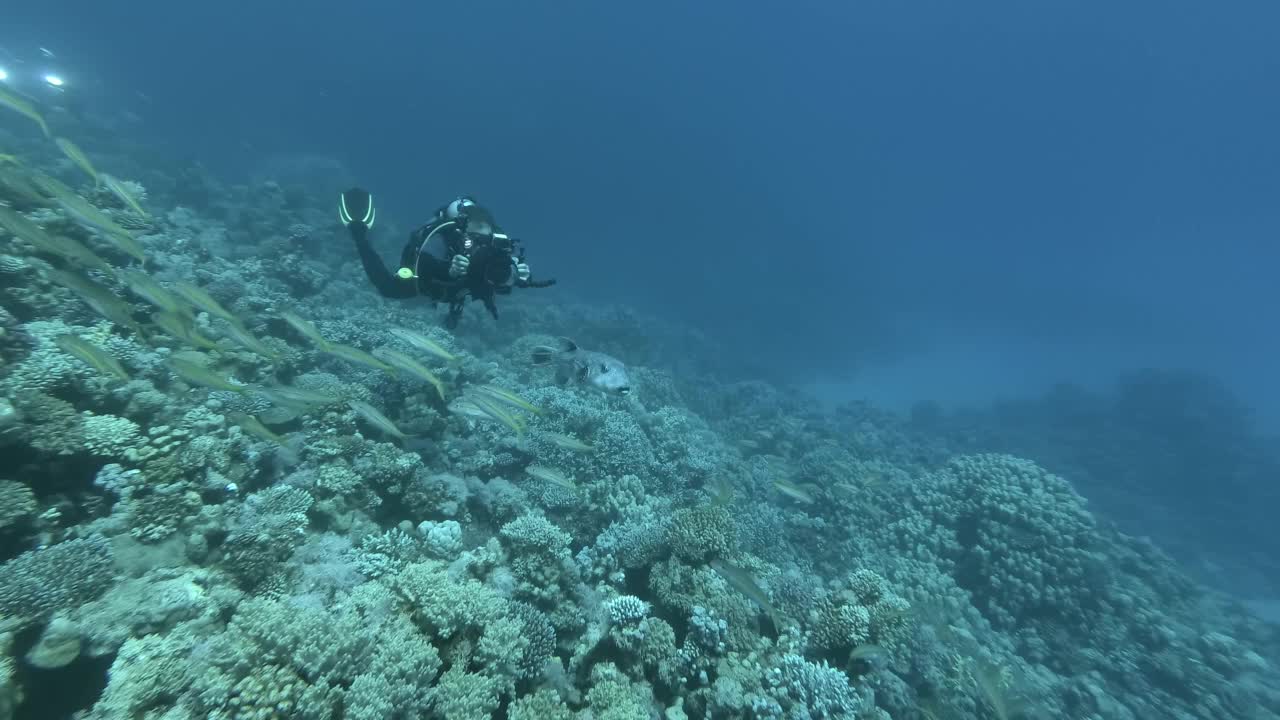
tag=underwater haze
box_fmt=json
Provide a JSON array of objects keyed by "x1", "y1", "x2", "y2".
[
  {"x1": 2, "y1": 1, "x2": 1280, "y2": 718},
  {"x1": 15, "y1": 0, "x2": 1280, "y2": 413}
]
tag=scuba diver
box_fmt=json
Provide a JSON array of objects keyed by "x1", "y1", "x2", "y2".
[{"x1": 339, "y1": 188, "x2": 555, "y2": 329}]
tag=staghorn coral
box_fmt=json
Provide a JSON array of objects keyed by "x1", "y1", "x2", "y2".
[
  {"x1": 219, "y1": 485, "x2": 314, "y2": 589},
  {"x1": 508, "y1": 600, "x2": 557, "y2": 680},
  {"x1": 508, "y1": 688, "x2": 574, "y2": 720},
  {"x1": 766, "y1": 653, "x2": 863, "y2": 719},
  {"x1": 0, "y1": 536, "x2": 115, "y2": 625},
  {"x1": 0, "y1": 479, "x2": 36, "y2": 530},
  {"x1": 499, "y1": 512, "x2": 579, "y2": 611},
  {"x1": 605, "y1": 594, "x2": 651, "y2": 625},
  {"x1": 666, "y1": 505, "x2": 736, "y2": 563},
  {"x1": 392, "y1": 561, "x2": 506, "y2": 640},
  {"x1": 432, "y1": 665, "x2": 500, "y2": 720}
]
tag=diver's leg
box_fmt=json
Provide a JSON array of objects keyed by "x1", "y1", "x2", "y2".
[{"x1": 444, "y1": 305, "x2": 462, "y2": 330}]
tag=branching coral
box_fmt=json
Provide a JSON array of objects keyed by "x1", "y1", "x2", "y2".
[
  {"x1": 392, "y1": 561, "x2": 506, "y2": 640},
  {"x1": 666, "y1": 505, "x2": 736, "y2": 563},
  {"x1": 0, "y1": 536, "x2": 115, "y2": 625},
  {"x1": 0, "y1": 479, "x2": 36, "y2": 530}
]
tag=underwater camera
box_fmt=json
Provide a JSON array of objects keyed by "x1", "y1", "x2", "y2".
[
  {"x1": 467, "y1": 242, "x2": 515, "y2": 287},
  {"x1": 460, "y1": 224, "x2": 514, "y2": 258}
]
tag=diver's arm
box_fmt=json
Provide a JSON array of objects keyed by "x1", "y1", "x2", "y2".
[{"x1": 349, "y1": 223, "x2": 417, "y2": 299}]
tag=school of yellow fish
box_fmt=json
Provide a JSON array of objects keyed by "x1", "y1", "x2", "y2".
[{"x1": 0, "y1": 91, "x2": 594, "y2": 490}]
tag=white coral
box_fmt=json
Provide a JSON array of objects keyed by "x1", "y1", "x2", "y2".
[
  {"x1": 605, "y1": 594, "x2": 651, "y2": 625},
  {"x1": 81, "y1": 413, "x2": 141, "y2": 457}
]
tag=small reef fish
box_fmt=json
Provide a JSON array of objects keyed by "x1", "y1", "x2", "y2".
[
  {"x1": 773, "y1": 478, "x2": 815, "y2": 504},
  {"x1": 324, "y1": 343, "x2": 394, "y2": 373},
  {"x1": 0, "y1": 207, "x2": 114, "y2": 275},
  {"x1": 37, "y1": 234, "x2": 116, "y2": 275},
  {"x1": 470, "y1": 384, "x2": 542, "y2": 416},
  {"x1": 221, "y1": 320, "x2": 280, "y2": 360},
  {"x1": 54, "y1": 334, "x2": 129, "y2": 380},
  {"x1": 833, "y1": 471, "x2": 886, "y2": 496},
  {"x1": 467, "y1": 393, "x2": 528, "y2": 438},
  {"x1": 152, "y1": 311, "x2": 219, "y2": 350},
  {"x1": 450, "y1": 394, "x2": 526, "y2": 439},
  {"x1": 120, "y1": 270, "x2": 186, "y2": 314},
  {"x1": 0, "y1": 205, "x2": 50, "y2": 245},
  {"x1": 256, "y1": 406, "x2": 301, "y2": 425},
  {"x1": 229, "y1": 413, "x2": 288, "y2": 446},
  {"x1": 848, "y1": 644, "x2": 888, "y2": 663},
  {"x1": 171, "y1": 282, "x2": 237, "y2": 322},
  {"x1": 45, "y1": 269, "x2": 145, "y2": 336},
  {"x1": 100, "y1": 174, "x2": 149, "y2": 218},
  {"x1": 539, "y1": 430, "x2": 594, "y2": 454},
  {"x1": 709, "y1": 560, "x2": 781, "y2": 628},
  {"x1": 31, "y1": 175, "x2": 145, "y2": 263},
  {"x1": 447, "y1": 396, "x2": 489, "y2": 421},
  {"x1": 258, "y1": 385, "x2": 340, "y2": 411},
  {"x1": 168, "y1": 358, "x2": 247, "y2": 393},
  {"x1": 0, "y1": 165, "x2": 50, "y2": 207},
  {"x1": 709, "y1": 477, "x2": 734, "y2": 507},
  {"x1": 374, "y1": 347, "x2": 446, "y2": 401},
  {"x1": 0, "y1": 85, "x2": 50, "y2": 136},
  {"x1": 526, "y1": 464, "x2": 576, "y2": 491},
  {"x1": 54, "y1": 137, "x2": 98, "y2": 186},
  {"x1": 531, "y1": 337, "x2": 631, "y2": 395},
  {"x1": 347, "y1": 400, "x2": 406, "y2": 440},
  {"x1": 280, "y1": 311, "x2": 331, "y2": 350},
  {"x1": 389, "y1": 327, "x2": 457, "y2": 363}
]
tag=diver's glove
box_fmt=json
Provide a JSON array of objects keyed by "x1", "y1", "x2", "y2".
[
  {"x1": 449, "y1": 254, "x2": 470, "y2": 278},
  {"x1": 515, "y1": 260, "x2": 531, "y2": 283}
]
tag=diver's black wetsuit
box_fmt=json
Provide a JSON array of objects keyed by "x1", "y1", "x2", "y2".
[{"x1": 344, "y1": 192, "x2": 553, "y2": 328}]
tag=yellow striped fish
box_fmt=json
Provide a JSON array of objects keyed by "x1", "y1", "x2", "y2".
[
  {"x1": 347, "y1": 400, "x2": 406, "y2": 440},
  {"x1": 168, "y1": 358, "x2": 247, "y2": 393},
  {"x1": 171, "y1": 282, "x2": 237, "y2": 322},
  {"x1": 325, "y1": 343, "x2": 394, "y2": 373},
  {"x1": 0, "y1": 85, "x2": 50, "y2": 136},
  {"x1": 101, "y1": 174, "x2": 149, "y2": 218},
  {"x1": 55, "y1": 334, "x2": 129, "y2": 380},
  {"x1": 389, "y1": 327, "x2": 457, "y2": 363},
  {"x1": 280, "y1": 311, "x2": 331, "y2": 350},
  {"x1": 375, "y1": 347, "x2": 446, "y2": 400},
  {"x1": 54, "y1": 137, "x2": 99, "y2": 186}
]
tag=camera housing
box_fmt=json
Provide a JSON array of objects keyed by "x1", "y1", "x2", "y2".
[{"x1": 466, "y1": 243, "x2": 513, "y2": 287}]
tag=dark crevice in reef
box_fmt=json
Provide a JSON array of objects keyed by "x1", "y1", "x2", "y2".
[{"x1": 13, "y1": 626, "x2": 113, "y2": 720}]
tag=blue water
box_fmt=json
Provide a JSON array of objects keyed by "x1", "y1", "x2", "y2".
[
  {"x1": 4, "y1": 1, "x2": 1280, "y2": 717},
  {"x1": 14, "y1": 0, "x2": 1279, "y2": 408}
]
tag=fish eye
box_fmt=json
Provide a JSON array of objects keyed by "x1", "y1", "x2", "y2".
[
  {"x1": 600, "y1": 364, "x2": 609, "y2": 372},
  {"x1": 618, "y1": 387, "x2": 631, "y2": 395}
]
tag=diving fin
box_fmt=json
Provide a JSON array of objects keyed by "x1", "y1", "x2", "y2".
[{"x1": 339, "y1": 187, "x2": 376, "y2": 228}]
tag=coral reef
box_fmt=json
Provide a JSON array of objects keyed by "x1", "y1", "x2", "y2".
[{"x1": 0, "y1": 129, "x2": 1275, "y2": 720}]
